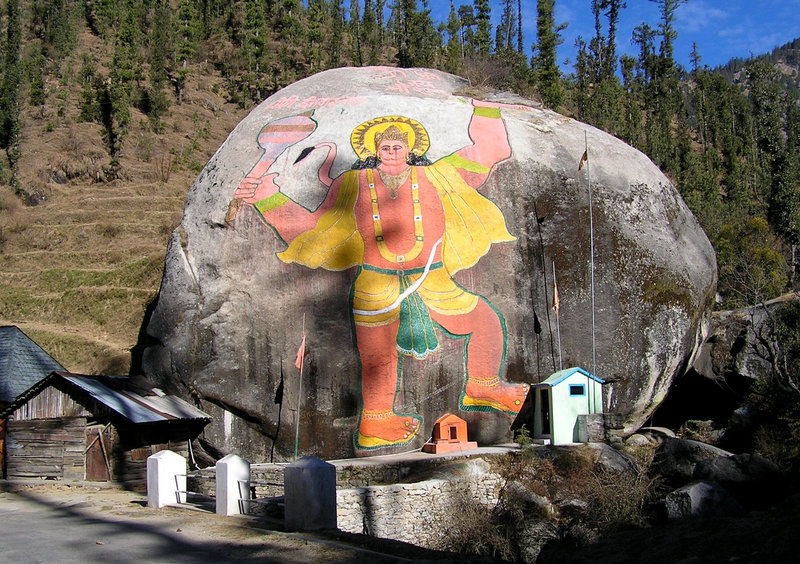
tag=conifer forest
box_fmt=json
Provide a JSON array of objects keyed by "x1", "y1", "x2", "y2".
[{"x1": 0, "y1": 0, "x2": 798, "y2": 311}]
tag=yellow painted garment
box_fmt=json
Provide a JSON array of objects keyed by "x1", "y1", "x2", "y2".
[
  {"x1": 352, "y1": 266, "x2": 479, "y2": 326},
  {"x1": 275, "y1": 156, "x2": 515, "y2": 275}
]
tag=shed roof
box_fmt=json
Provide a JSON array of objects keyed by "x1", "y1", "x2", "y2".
[
  {"x1": 0, "y1": 326, "x2": 65, "y2": 404},
  {"x1": 531, "y1": 366, "x2": 605, "y2": 388},
  {"x1": 1, "y1": 371, "x2": 210, "y2": 424}
]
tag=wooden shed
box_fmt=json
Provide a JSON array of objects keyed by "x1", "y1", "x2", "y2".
[
  {"x1": 1, "y1": 371, "x2": 210, "y2": 490},
  {"x1": 0, "y1": 326, "x2": 65, "y2": 474},
  {"x1": 532, "y1": 367, "x2": 604, "y2": 445}
]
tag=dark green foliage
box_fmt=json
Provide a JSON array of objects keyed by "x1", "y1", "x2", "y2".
[
  {"x1": 30, "y1": 0, "x2": 80, "y2": 57},
  {"x1": 27, "y1": 50, "x2": 46, "y2": 107},
  {"x1": 533, "y1": 0, "x2": 565, "y2": 108},
  {"x1": 715, "y1": 218, "x2": 788, "y2": 308},
  {"x1": 391, "y1": 0, "x2": 439, "y2": 69},
  {"x1": 0, "y1": 0, "x2": 23, "y2": 184},
  {"x1": 0, "y1": 0, "x2": 795, "y2": 308},
  {"x1": 146, "y1": 0, "x2": 172, "y2": 122},
  {"x1": 748, "y1": 301, "x2": 800, "y2": 469},
  {"x1": 474, "y1": 0, "x2": 491, "y2": 54}
]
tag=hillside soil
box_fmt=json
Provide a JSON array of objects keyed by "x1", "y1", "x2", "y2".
[{"x1": 0, "y1": 29, "x2": 251, "y2": 374}]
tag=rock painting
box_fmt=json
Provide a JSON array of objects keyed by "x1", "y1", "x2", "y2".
[{"x1": 230, "y1": 100, "x2": 528, "y2": 451}]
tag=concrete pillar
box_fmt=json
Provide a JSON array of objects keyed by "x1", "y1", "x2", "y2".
[
  {"x1": 216, "y1": 453, "x2": 250, "y2": 516},
  {"x1": 575, "y1": 414, "x2": 588, "y2": 443},
  {"x1": 284, "y1": 456, "x2": 337, "y2": 531},
  {"x1": 147, "y1": 450, "x2": 186, "y2": 508}
]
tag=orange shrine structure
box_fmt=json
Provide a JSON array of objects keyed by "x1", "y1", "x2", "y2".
[{"x1": 422, "y1": 413, "x2": 478, "y2": 454}]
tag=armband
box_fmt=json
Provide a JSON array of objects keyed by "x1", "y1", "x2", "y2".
[
  {"x1": 473, "y1": 106, "x2": 502, "y2": 119},
  {"x1": 254, "y1": 192, "x2": 289, "y2": 214}
]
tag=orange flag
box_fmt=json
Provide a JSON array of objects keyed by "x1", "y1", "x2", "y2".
[
  {"x1": 294, "y1": 333, "x2": 306, "y2": 371},
  {"x1": 552, "y1": 279, "x2": 560, "y2": 313},
  {"x1": 578, "y1": 149, "x2": 588, "y2": 170}
]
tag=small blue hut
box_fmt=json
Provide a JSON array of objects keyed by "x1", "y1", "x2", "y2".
[{"x1": 532, "y1": 367, "x2": 604, "y2": 445}]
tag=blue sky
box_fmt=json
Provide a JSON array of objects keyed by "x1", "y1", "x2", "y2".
[{"x1": 429, "y1": 1, "x2": 800, "y2": 73}]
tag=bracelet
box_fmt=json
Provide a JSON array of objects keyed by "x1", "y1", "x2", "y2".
[
  {"x1": 255, "y1": 192, "x2": 289, "y2": 213},
  {"x1": 473, "y1": 106, "x2": 501, "y2": 119}
]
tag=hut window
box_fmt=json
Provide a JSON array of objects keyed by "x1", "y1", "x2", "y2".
[{"x1": 569, "y1": 385, "x2": 585, "y2": 396}]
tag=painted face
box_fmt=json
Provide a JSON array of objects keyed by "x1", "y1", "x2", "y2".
[{"x1": 377, "y1": 140, "x2": 409, "y2": 167}]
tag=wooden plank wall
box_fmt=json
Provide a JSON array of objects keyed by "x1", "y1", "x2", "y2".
[
  {"x1": 12, "y1": 386, "x2": 93, "y2": 420},
  {"x1": 113, "y1": 424, "x2": 192, "y2": 492},
  {"x1": 5, "y1": 417, "x2": 86, "y2": 480}
]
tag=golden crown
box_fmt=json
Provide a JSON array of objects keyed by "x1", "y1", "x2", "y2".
[
  {"x1": 374, "y1": 125, "x2": 409, "y2": 148},
  {"x1": 351, "y1": 116, "x2": 429, "y2": 160}
]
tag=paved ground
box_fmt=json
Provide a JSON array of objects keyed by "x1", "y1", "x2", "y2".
[{"x1": 0, "y1": 482, "x2": 490, "y2": 564}]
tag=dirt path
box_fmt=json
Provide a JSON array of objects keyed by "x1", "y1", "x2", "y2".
[{"x1": 0, "y1": 483, "x2": 493, "y2": 564}]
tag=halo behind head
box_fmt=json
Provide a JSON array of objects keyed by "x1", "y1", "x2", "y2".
[{"x1": 351, "y1": 116, "x2": 430, "y2": 160}]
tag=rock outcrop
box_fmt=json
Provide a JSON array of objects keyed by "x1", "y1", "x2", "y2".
[{"x1": 141, "y1": 67, "x2": 716, "y2": 461}]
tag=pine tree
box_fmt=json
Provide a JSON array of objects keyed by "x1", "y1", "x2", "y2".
[
  {"x1": 474, "y1": 0, "x2": 491, "y2": 54},
  {"x1": 0, "y1": 0, "x2": 23, "y2": 184},
  {"x1": 495, "y1": 0, "x2": 516, "y2": 54},
  {"x1": 443, "y1": 1, "x2": 462, "y2": 74},
  {"x1": 362, "y1": 0, "x2": 380, "y2": 65},
  {"x1": 175, "y1": 0, "x2": 200, "y2": 106},
  {"x1": 147, "y1": 0, "x2": 172, "y2": 123},
  {"x1": 350, "y1": 0, "x2": 363, "y2": 66},
  {"x1": 533, "y1": 0, "x2": 565, "y2": 108},
  {"x1": 327, "y1": 0, "x2": 345, "y2": 68},
  {"x1": 108, "y1": 3, "x2": 144, "y2": 165},
  {"x1": 457, "y1": 4, "x2": 476, "y2": 54}
]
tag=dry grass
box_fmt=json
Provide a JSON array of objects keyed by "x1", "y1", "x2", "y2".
[{"x1": 0, "y1": 36, "x2": 249, "y2": 373}]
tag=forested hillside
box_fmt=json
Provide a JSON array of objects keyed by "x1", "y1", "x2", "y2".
[{"x1": 0, "y1": 0, "x2": 798, "y2": 373}]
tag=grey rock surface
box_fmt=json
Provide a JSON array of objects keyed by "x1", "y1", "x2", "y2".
[
  {"x1": 664, "y1": 479, "x2": 742, "y2": 519},
  {"x1": 141, "y1": 67, "x2": 717, "y2": 461},
  {"x1": 652, "y1": 437, "x2": 732, "y2": 484}
]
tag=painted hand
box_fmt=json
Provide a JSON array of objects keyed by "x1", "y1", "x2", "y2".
[{"x1": 233, "y1": 172, "x2": 280, "y2": 204}]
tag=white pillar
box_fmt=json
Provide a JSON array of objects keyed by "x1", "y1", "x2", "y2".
[
  {"x1": 284, "y1": 456, "x2": 337, "y2": 531},
  {"x1": 216, "y1": 453, "x2": 250, "y2": 516},
  {"x1": 147, "y1": 450, "x2": 187, "y2": 508}
]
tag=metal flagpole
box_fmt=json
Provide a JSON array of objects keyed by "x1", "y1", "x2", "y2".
[
  {"x1": 585, "y1": 132, "x2": 597, "y2": 380},
  {"x1": 553, "y1": 261, "x2": 562, "y2": 371},
  {"x1": 293, "y1": 314, "x2": 305, "y2": 460}
]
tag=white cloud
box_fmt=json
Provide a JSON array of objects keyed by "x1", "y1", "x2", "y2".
[{"x1": 676, "y1": 0, "x2": 728, "y2": 33}]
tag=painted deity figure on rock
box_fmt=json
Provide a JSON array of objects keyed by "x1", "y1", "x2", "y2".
[{"x1": 230, "y1": 100, "x2": 528, "y2": 451}]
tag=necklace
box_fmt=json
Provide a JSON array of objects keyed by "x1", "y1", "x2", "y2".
[
  {"x1": 377, "y1": 166, "x2": 411, "y2": 199},
  {"x1": 366, "y1": 168, "x2": 424, "y2": 265}
]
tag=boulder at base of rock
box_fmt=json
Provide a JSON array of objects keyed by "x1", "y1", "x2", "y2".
[
  {"x1": 518, "y1": 520, "x2": 560, "y2": 564},
  {"x1": 140, "y1": 66, "x2": 716, "y2": 461},
  {"x1": 665, "y1": 480, "x2": 742, "y2": 519},
  {"x1": 693, "y1": 453, "x2": 784, "y2": 508},
  {"x1": 651, "y1": 437, "x2": 732, "y2": 485}
]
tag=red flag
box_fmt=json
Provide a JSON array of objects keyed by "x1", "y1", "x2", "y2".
[{"x1": 294, "y1": 333, "x2": 306, "y2": 371}]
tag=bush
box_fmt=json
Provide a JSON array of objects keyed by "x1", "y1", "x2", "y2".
[
  {"x1": 585, "y1": 468, "x2": 657, "y2": 530},
  {"x1": 439, "y1": 488, "x2": 516, "y2": 561}
]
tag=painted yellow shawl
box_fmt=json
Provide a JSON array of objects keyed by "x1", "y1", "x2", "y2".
[{"x1": 275, "y1": 155, "x2": 515, "y2": 273}]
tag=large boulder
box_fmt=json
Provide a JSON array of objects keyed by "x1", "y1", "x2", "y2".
[
  {"x1": 141, "y1": 67, "x2": 716, "y2": 461},
  {"x1": 664, "y1": 480, "x2": 742, "y2": 519}
]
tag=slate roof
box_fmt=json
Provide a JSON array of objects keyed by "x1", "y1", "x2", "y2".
[
  {"x1": 1, "y1": 371, "x2": 211, "y2": 424},
  {"x1": 0, "y1": 326, "x2": 65, "y2": 404}
]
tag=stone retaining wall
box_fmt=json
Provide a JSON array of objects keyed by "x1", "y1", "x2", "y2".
[{"x1": 336, "y1": 472, "x2": 503, "y2": 548}]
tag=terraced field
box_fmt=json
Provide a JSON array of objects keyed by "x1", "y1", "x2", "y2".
[
  {"x1": 0, "y1": 70, "x2": 248, "y2": 374},
  {"x1": 0, "y1": 180, "x2": 188, "y2": 373}
]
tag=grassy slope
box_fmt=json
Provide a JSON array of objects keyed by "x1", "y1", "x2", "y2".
[{"x1": 0, "y1": 29, "x2": 250, "y2": 374}]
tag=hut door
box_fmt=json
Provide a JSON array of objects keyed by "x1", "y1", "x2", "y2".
[
  {"x1": 541, "y1": 389, "x2": 551, "y2": 435},
  {"x1": 0, "y1": 418, "x2": 5, "y2": 478},
  {"x1": 85, "y1": 426, "x2": 111, "y2": 482}
]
